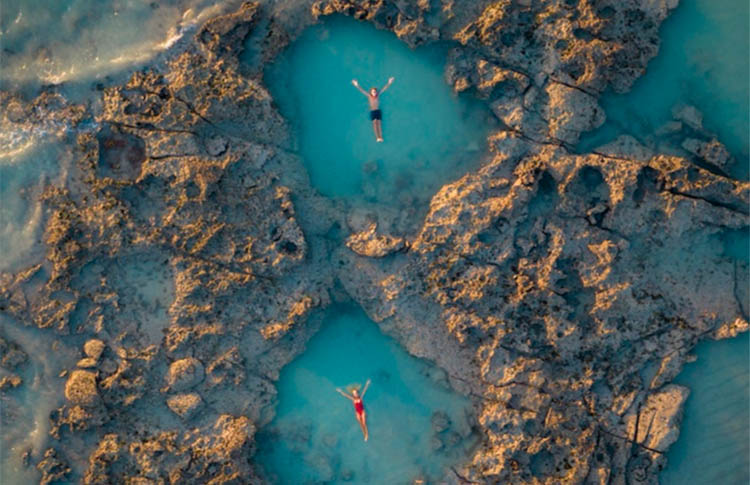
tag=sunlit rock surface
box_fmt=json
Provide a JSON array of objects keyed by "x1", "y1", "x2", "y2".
[{"x1": 0, "y1": 0, "x2": 747, "y2": 484}]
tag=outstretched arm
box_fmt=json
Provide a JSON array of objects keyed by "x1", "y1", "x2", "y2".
[
  {"x1": 361, "y1": 379, "x2": 371, "y2": 397},
  {"x1": 336, "y1": 388, "x2": 355, "y2": 401},
  {"x1": 351, "y1": 79, "x2": 369, "y2": 96},
  {"x1": 379, "y1": 77, "x2": 395, "y2": 94}
]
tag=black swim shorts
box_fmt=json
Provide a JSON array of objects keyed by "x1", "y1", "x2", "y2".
[{"x1": 369, "y1": 109, "x2": 382, "y2": 120}]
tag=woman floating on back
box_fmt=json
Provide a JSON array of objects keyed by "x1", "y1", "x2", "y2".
[
  {"x1": 351, "y1": 78, "x2": 394, "y2": 142},
  {"x1": 336, "y1": 379, "x2": 371, "y2": 441}
]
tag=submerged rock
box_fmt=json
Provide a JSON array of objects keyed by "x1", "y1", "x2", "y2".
[
  {"x1": 37, "y1": 448, "x2": 71, "y2": 485},
  {"x1": 0, "y1": 334, "x2": 28, "y2": 370}
]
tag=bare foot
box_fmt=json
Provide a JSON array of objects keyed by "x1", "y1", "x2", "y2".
[{"x1": 377, "y1": 138, "x2": 384, "y2": 142}]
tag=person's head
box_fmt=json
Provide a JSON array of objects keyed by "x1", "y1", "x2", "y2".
[
  {"x1": 352, "y1": 388, "x2": 360, "y2": 398},
  {"x1": 370, "y1": 87, "x2": 378, "y2": 96}
]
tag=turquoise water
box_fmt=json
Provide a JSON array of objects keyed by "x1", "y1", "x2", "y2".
[
  {"x1": 662, "y1": 332, "x2": 750, "y2": 484},
  {"x1": 256, "y1": 306, "x2": 477, "y2": 484},
  {"x1": 577, "y1": 0, "x2": 749, "y2": 179},
  {"x1": 262, "y1": 15, "x2": 494, "y2": 200}
]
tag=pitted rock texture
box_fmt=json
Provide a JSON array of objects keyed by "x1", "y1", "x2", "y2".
[{"x1": 0, "y1": 0, "x2": 747, "y2": 484}]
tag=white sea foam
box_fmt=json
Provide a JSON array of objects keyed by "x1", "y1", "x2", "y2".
[{"x1": 0, "y1": 1, "x2": 243, "y2": 89}]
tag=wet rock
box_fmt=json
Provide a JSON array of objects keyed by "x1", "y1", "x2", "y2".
[
  {"x1": 431, "y1": 410, "x2": 451, "y2": 433},
  {"x1": 0, "y1": 335, "x2": 28, "y2": 370},
  {"x1": 0, "y1": 374, "x2": 22, "y2": 390},
  {"x1": 165, "y1": 357, "x2": 205, "y2": 392},
  {"x1": 681, "y1": 138, "x2": 732, "y2": 168},
  {"x1": 197, "y1": 1, "x2": 260, "y2": 57},
  {"x1": 672, "y1": 103, "x2": 703, "y2": 130},
  {"x1": 65, "y1": 370, "x2": 100, "y2": 407},
  {"x1": 37, "y1": 448, "x2": 71, "y2": 485},
  {"x1": 166, "y1": 392, "x2": 204, "y2": 420}
]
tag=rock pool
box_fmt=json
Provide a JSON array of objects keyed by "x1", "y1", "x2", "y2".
[
  {"x1": 255, "y1": 306, "x2": 477, "y2": 484},
  {"x1": 262, "y1": 14, "x2": 493, "y2": 201}
]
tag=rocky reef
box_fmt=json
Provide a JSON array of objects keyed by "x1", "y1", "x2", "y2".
[{"x1": 1, "y1": 0, "x2": 747, "y2": 484}]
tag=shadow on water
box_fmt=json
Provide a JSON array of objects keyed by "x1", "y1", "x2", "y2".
[
  {"x1": 259, "y1": 14, "x2": 494, "y2": 204},
  {"x1": 576, "y1": 0, "x2": 749, "y2": 180},
  {"x1": 255, "y1": 305, "x2": 478, "y2": 484}
]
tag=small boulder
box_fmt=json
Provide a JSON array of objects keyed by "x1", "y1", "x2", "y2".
[
  {"x1": 64, "y1": 370, "x2": 100, "y2": 407},
  {"x1": 166, "y1": 393, "x2": 203, "y2": 420},
  {"x1": 166, "y1": 357, "x2": 205, "y2": 392},
  {"x1": 84, "y1": 339, "x2": 106, "y2": 361}
]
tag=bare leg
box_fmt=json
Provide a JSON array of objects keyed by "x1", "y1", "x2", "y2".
[
  {"x1": 357, "y1": 412, "x2": 369, "y2": 441},
  {"x1": 372, "y1": 120, "x2": 380, "y2": 142},
  {"x1": 375, "y1": 120, "x2": 383, "y2": 142}
]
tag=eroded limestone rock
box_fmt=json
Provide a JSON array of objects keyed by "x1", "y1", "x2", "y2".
[
  {"x1": 167, "y1": 392, "x2": 204, "y2": 420},
  {"x1": 345, "y1": 222, "x2": 406, "y2": 257},
  {"x1": 65, "y1": 370, "x2": 100, "y2": 407},
  {"x1": 166, "y1": 357, "x2": 205, "y2": 392}
]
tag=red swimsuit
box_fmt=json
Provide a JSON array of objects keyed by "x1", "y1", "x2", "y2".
[{"x1": 353, "y1": 398, "x2": 364, "y2": 416}]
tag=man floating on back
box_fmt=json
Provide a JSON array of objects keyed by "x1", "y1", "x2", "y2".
[{"x1": 352, "y1": 77, "x2": 395, "y2": 142}]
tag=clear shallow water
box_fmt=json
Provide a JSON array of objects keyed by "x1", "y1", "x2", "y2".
[
  {"x1": 661, "y1": 332, "x2": 750, "y2": 485},
  {"x1": 0, "y1": 315, "x2": 78, "y2": 485},
  {"x1": 256, "y1": 306, "x2": 477, "y2": 484},
  {"x1": 577, "y1": 0, "x2": 749, "y2": 179},
  {"x1": 262, "y1": 15, "x2": 494, "y2": 200},
  {"x1": 0, "y1": 139, "x2": 69, "y2": 272}
]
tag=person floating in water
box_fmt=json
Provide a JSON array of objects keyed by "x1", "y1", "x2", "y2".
[
  {"x1": 351, "y1": 77, "x2": 395, "y2": 142},
  {"x1": 336, "y1": 379, "x2": 371, "y2": 441}
]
